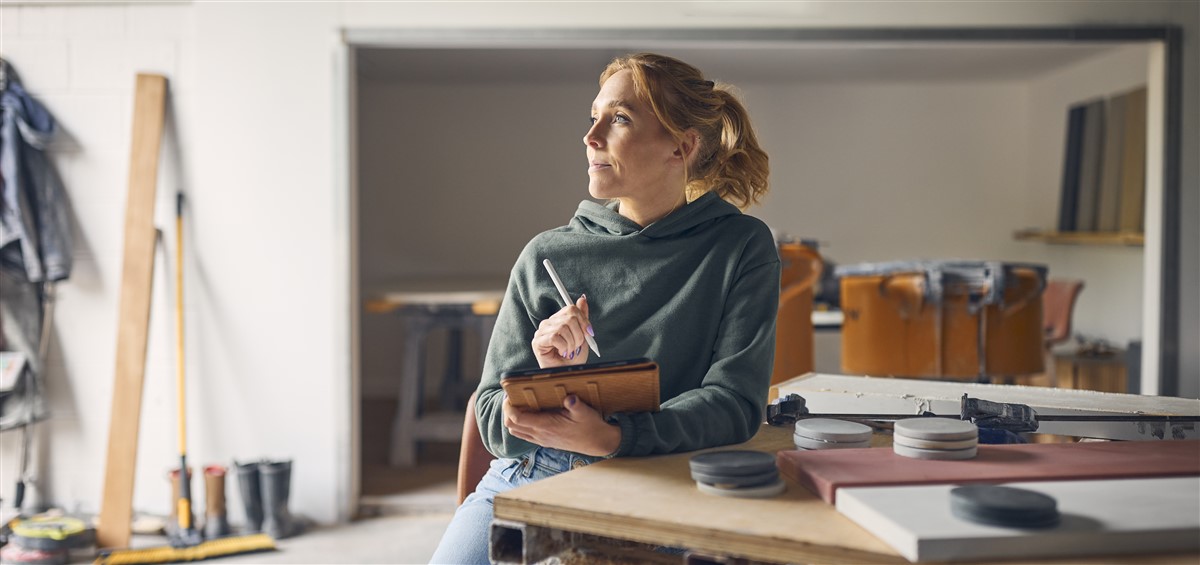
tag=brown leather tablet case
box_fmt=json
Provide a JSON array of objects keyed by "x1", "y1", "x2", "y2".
[{"x1": 501, "y1": 360, "x2": 661, "y2": 416}]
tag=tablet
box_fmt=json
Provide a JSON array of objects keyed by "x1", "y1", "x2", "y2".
[
  {"x1": 499, "y1": 357, "x2": 660, "y2": 415},
  {"x1": 500, "y1": 357, "x2": 654, "y2": 380}
]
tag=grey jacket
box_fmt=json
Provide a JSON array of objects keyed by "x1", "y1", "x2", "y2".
[
  {"x1": 475, "y1": 192, "x2": 780, "y2": 459},
  {"x1": 1, "y1": 59, "x2": 72, "y2": 283}
]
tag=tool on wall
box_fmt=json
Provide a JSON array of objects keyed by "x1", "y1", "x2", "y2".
[
  {"x1": 169, "y1": 193, "x2": 203, "y2": 548},
  {"x1": 767, "y1": 393, "x2": 1200, "y2": 434}
]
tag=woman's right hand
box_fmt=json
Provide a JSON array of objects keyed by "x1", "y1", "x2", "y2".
[{"x1": 531, "y1": 294, "x2": 593, "y2": 368}]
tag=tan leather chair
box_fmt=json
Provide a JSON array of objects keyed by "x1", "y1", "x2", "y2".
[
  {"x1": 1043, "y1": 279, "x2": 1085, "y2": 349},
  {"x1": 772, "y1": 243, "x2": 823, "y2": 385},
  {"x1": 457, "y1": 391, "x2": 494, "y2": 505}
]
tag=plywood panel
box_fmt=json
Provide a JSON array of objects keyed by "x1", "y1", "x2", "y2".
[
  {"x1": 837, "y1": 477, "x2": 1200, "y2": 562},
  {"x1": 778, "y1": 440, "x2": 1200, "y2": 504},
  {"x1": 772, "y1": 373, "x2": 1200, "y2": 440}
]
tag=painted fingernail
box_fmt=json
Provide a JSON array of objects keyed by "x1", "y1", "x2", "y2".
[
  {"x1": 567, "y1": 395, "x2": 577, "y2": 407},
  {"x1": 576, "y1": 345, "x2": 582, "y2": 355},
  {"x1": 569, "y1": 350, "x2": 575, "y2": 360},
  {"x1": 586, "y1": 325, "x2": 594, "y2": 336}
]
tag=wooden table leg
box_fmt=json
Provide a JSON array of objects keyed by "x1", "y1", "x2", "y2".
[{"x1": 390, "y1": 312, "x2": 431, "y2": 467}]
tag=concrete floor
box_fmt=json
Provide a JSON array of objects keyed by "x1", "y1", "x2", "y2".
[
  {"x1": 207, "y1": 477, "x2": 459, "y2": 564},
  {"x1": 208, "y1": 511, "x2": 454, "y2": 564}
]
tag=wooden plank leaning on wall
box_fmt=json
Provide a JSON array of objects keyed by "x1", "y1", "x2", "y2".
[{"x1": 97, "y1": 74, "x2": 168, "y2": 550}]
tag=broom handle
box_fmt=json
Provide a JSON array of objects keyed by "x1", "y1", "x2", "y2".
[{"x1": 175, "y1": 193, "x2": 192, "y2": 530}]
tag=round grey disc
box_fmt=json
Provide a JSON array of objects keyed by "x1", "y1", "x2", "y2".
[
  {"x1": 689, "y1": 450, "x2": 776, "y2": 477},
  {"x1": 894, "y1": 418, "x2": 978, "y2": 441},
  {"x1": 893, "y1": 442, "x2": 977, "y2": 460},
  {"x1": 950, "y1": 485, "x2": 1059, "y2": 528},
  {"x1": 793, "y1": 434, "x2": 871, "y2": 451},
  {"x1": 690, "y1": 467, "x2": 779, "y2": 488},
  {"x1": 794, "y1": 418, "x2": 873, "y2": 443},
  {"x1": 893, "y1": 434, "x2": 978, "y2": 451},
  {"x1": 696, "y1": 478, "x2": 786, "y2": 499}
]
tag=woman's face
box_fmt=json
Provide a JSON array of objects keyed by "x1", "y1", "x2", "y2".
[{"x1": 584, "y1": 70, "x2": 683, "y2": 202}]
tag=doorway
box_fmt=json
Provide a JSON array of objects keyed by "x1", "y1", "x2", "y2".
[{"x1": 341, "y1": 28, "x2": 1181, "y2": 518}]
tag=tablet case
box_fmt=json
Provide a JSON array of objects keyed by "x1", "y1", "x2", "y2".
[{"x1": 501, "y1": 360, "x2": 660, "y2": 416}]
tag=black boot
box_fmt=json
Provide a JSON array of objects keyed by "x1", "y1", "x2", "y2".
[
  {"x1": 234, "y1": 460, "x2": 263, "y2": 533},
  {"x1": 259, "y1": 460, "x2": 302, "y2": 539}
]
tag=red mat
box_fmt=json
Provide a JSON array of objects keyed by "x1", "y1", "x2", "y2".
[{"x1": 777, "y1": 440, "x2": 1200, "y2": 504}]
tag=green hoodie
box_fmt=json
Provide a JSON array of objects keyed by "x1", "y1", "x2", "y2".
[{"x1": 475, "y1": 191, "x2": 781, "y2": 458}]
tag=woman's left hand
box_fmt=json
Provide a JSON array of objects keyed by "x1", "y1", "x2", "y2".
[{"x1": 503, "y1": 394, "x2": 621, "y2": 457}]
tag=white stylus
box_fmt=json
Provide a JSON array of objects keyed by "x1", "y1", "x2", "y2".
[{"x1": 542, "y1": 258, "x2": 601, "y2": 357}]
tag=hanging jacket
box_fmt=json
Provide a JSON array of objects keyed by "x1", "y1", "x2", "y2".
[
  {"x1": 475, "y1": 191, "x2": 781, "y2": 459},
  {"x1": 0, "y1": 59, "x2": 73, "y2": 283}
]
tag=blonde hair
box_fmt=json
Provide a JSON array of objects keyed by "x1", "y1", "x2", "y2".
[{"x1": 599, "y1": 53, "x2": 770, "y2": 209}]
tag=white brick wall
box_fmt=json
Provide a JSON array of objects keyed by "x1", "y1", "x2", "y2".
[
  {"x1": 0, "y1": 1, "x2": 195, "y2": 518},
  {"x1": 1, "y1": 39, "x2": 70, "y2": 90},
  {"x1": 18, "y1": 5, "x2": 65, "y2": 38},
  {"x1": 2, "y1": 4, "x2": 191, "y2": 94},
  {"x1": 1, "y1": 7, "x2": 20, "y2": 38},
  {"x1": 63, "y1": 5, "x2": 126, "y2": 38}
]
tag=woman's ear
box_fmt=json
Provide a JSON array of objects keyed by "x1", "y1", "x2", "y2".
[{"x1": 675, "y1": 130, "x2": 701, "y2": 165}]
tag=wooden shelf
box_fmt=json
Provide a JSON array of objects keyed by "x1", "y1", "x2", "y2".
[{"x1": 1013, "y1": 229, "x2": 1144, "y2": 247}]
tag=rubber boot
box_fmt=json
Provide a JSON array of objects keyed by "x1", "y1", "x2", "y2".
[
  {"x1": 204, "y1": 465, "x2": 231, "y2": 539},
  {"x1": 234, "y1": 460, "x2": 263, "y2": 533},
  {"x1": 259, "y1": 460, "x2": 302, "y2": 539},
  {"x1": 167, "y1": 467, "x2": 195, "y2": 537}
]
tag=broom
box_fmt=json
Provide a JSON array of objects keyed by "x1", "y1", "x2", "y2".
[{"x1": 96, "y1": 194, "x2": 276, "y2": 564}]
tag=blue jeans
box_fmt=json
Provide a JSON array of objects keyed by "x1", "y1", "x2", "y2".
[{"x1": 429, "y1": 448, "x2": 599, "y2": 565}]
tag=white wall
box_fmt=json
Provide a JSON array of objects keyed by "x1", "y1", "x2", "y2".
[
  {"x1": 750, "y1": 81, "x2": 1030, "y2": 262},
  {"x1": 0, "y1": 2, "x2": 198, "y2": 517},
  {"x1": 357, "y1": 77, "x2": 1031, "y2": 395},
  {"x1": 1022, "y1": 45, "x2": 1151, "y2": 344},
  {"x1": 1, "y1": 0, "x2": 1196, "y2": 525}
]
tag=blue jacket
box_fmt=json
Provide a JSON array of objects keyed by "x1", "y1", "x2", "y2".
[{"x1": 1, "y1": 59, "x2": 72, "y2": 283}]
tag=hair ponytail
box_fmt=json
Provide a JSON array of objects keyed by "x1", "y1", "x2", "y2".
[
  {"x1": 600, "y1": 53, "x2": 770, "y2": 209},
  {"x1": 698, "y1": 88, "x2": 769, "y2": 208}
]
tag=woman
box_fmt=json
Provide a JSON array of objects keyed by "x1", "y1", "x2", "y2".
[{"x1": 430, "y1": 53, "x2": 779, "y2": 564}]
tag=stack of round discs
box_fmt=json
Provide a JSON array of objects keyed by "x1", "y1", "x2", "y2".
[
  {"x1": 1, "y1": 515, "x2": 94, "y2": 565},
  {"x1": 793, "y1": 418, "x2": 873, "y2": 450},
  {"x1": 689, "y1": 450, "x2": 785, "y2": 498},
  {"x1": 893, "y1": 418, "x2": 979, "y2": 460},
  {"x1": 950, "y1": 485, "x2": 1060, "y2": 528}
]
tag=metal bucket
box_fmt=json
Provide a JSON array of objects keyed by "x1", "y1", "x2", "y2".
[{"x1": 836, "y1": 261, "x2": 1047, "y2": 380}]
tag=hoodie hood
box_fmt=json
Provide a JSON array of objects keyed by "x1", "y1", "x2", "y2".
[
  {"x1": 572, "y1": 191, "x2": 740, "y2": 239},
  {"x1": 1, "y1": 62, "x2": 56, "y2": 150}
]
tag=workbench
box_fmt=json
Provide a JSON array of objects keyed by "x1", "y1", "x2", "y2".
[
  {"x1": 491, "y1": 423, "x2": 1198, "y2": 564},
  {"x1": 366, "y1": 277, "x2": 505, "y2": 466}
]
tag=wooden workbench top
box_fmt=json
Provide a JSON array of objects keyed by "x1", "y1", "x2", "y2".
[
  {"x1": 493, "y1": 424, "x2": 1199, "y2": 564},
  {"x1": 364, "y1": 276, "x2": 507, "y2": 313},
  {"x1": 494, "y1": 424, "x2": 904, "y2": 564}
]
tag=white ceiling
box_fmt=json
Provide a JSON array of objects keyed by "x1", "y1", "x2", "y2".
[{"x1": 356, "y1": 42, "x2": 1133, "y2": 85}]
